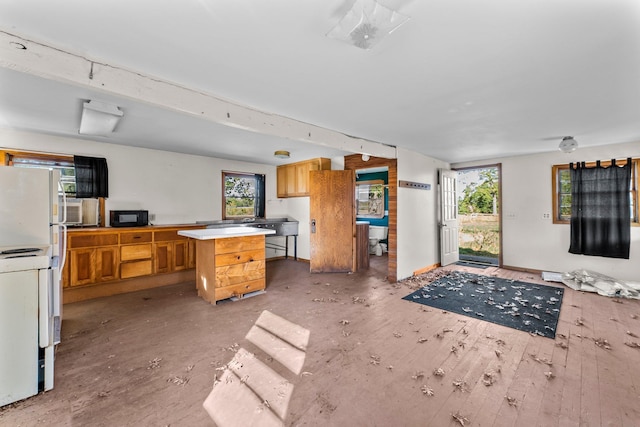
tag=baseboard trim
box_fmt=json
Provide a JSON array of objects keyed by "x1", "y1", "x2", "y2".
[
  {"x1": 501, "y1": 264, "x2": 544, "y2": 275},
  {"x1": 413, "y1": 263, "x2": 440, "y2": 276},
  {"x1": 63, "y1": 270, "x2": 196, "y2": 304}
]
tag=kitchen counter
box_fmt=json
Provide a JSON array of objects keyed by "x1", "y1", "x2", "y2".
[
  {"x1": 177, "y1": 227, "x2": 276, "y2": 240},
  {"x1": 194, "y1": 218, "x2": 298, "y2": 260},
  {"x1": 178, "y1": 228, "x2": 274, "y2": 304}
]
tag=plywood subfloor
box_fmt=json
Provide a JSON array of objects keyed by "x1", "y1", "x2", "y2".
[{"x1": 1, "y1": 257, "x2": 639, "y2": 426}]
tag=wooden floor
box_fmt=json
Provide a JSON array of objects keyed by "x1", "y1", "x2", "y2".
[{"x1": 1, "y1": 256, "x2": 639, "y2": 426}]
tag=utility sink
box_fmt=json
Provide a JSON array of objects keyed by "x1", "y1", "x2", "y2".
[{"x1": 197, "y1": 217, "x2": 299, "y2": 236}]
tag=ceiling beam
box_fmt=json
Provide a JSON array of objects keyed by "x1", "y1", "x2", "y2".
[{"x1": 0, "y1": 30, "x2": 397, "y2": 159}]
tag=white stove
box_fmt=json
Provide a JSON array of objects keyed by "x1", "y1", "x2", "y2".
[{"x1": 0, "y1": 245, "x2": 51, "y2": 273}]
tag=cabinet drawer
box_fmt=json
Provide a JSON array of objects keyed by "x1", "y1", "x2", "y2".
[
  {"x1": 120, "y1": 231, "x2": 152, "y2": 244},
  {"x1": 120, "y1": 260, "x2": 153, "y2": 279},
  {"x1": 154, "y1": 230, "x2": 188, "y2": 242},
  {"x1": 215, "y1": 278, "x2": 266, "y2": 301},
  {"x1": 120, "y1": 244, "x2": 152, "y2": 261},
  {"x1": 215, "y1": 248, "x2": 265, "y2": 267},
  {"x1": 69, "y1": 233, "x2": 118, "y2": 248},
  {"x1": 215, "y1": 260, "x2": 265, "y2": 287},
  {"x1": 214, "y1": 235, "x2": 264, "y2": 255}
]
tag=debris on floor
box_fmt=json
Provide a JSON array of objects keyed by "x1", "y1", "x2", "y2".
[
  {"x1": 545, "y1": 371, "x2": 555, "y2": 380},
  {"x1": 433, "y1": 368, "x2": 445, "y2": 377},
  {"x1": 624, "y1": 341, "x2": 640, "y2": 349},
  {"x1": 452, "y1": 411, "x2": 469, "y2": 426},
  {"x1": 505, "y1": 395, "x2": 518, "y2": 407},
  {"x1": 529, "y1": 353, "x2": 553, "y2": 365},
  {"x1": 411, "y1": 371, "x2": 425, "y2": 380},
  {"x1": 168, "y1": 375, "x2": 189, "y2": 386},
  {"x1": 147, "y1": 357, "x2": 162, "y2": 370},
  {"x1": 452, "y1": 379, "x2": 467, "y2": 392},
  {"x1": 482, "y1": 371, "x2": 496, "y2": 386},
  {"x1": 421, "y1": 385, "x2": 434, "y2": 396},
  {"x1": 562, "y1": 269, "x2": 640, "y2": 299},
  {"x1": 593, "y1": 338, "x2": 611, "y2": 350}
]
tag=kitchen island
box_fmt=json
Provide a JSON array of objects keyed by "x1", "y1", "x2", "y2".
[{"x1": 178, "y1": 227, "x2": 276, "y2": 305}]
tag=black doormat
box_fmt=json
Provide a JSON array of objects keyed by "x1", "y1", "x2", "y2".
[{"x1": 402, "y1": 271, "x2": 564, "y2": 338}]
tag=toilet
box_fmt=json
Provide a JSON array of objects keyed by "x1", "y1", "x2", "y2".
[{"x1": 369, "y1": 226, "x2": 388, "y2": 256}]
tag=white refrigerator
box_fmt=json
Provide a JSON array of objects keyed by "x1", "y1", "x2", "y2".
[{"x1": 0, "y1": 166, "x2": 66, "y2": 406}]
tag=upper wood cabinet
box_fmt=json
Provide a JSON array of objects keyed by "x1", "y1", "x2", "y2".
[{"x1": 276, "y1": 158, "x2": 331, "y2": 197}]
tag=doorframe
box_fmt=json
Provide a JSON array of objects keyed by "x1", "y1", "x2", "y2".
[
  {"x1": 344, "y1": 154, "x2": 398, "y2": 282},
  {"x1": 452, "y1": 163, "x2": 503, "y2": 267}
]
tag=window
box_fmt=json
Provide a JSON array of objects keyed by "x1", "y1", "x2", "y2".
[
  {"x1": 3, "y1": 150, "x2": 77, "y2": 194},
  {"x1": 1, "y1": 149, "x2": 106, "y2": 226},
  {"x1": 355, "y1": 180, "x2": 385, "y2": 218},
  {"x1": 552, "y1": 158, "x2": 639, "y2": 225},
  {"x1": 222, "y1": 171, "x2": 265, "y2": 219}
]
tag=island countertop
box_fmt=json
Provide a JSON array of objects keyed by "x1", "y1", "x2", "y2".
[{"x1": 177, "y1": 227, "x2": 276, "y2": 240}]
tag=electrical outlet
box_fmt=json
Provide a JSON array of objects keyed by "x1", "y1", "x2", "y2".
[
  {"x1": 542, "y1": 212, "x2": 551, "y2": 219},
  {"x1": 149, "y1": 213, "x2": 156, "y2": 221}
]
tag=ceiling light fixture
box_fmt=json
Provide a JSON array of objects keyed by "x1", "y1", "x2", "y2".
[
  {"x1": 361, "y1": 153, "x2": 370, "y2": 161},
  {"x1": 274, "y1": 150, "x2": 290, "y2": 159},
  {"x1": 327, "y1": 0, "x2": 410, "y2": 50},
  {"x1": 79, "y1": 100, "x2": 123, "y2": 136},
  {"x1": 558, "y1": 136, "x2": 578, "y2": 153}
]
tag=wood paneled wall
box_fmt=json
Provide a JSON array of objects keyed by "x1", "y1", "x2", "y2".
[{"x1": 344, "y1": 154, "x2": 397, "y2": 282}]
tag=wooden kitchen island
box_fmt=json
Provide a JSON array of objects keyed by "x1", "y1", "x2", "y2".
[{"x1": 178, "y1": 227, "x2": 276, "y2": 305}]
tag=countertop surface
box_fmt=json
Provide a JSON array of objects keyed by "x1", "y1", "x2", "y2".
[{"x1": 177, "y1": 227, "x2": 276, "y2": 240}]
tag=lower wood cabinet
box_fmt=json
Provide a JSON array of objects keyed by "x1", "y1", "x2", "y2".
[
  {"x1": 96, "y1": 247, "x2": 119, "y2": 282},
  {"x1": 66, "y1": 232, "x2": 119, "y2": 287},
  {"x1": 195, "y1": 234, "x2": 266, "y2": 305},
  {"x1": 62, "y1": 225, "x2": 203, "y2": 298},
  {"x1": 153, "y1": 230, "x2": 189, "y2": 274}
]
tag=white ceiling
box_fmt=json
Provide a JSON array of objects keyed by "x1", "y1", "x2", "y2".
[{"x1": 1, "y1": 0, "x2": 639, "y2": 166}]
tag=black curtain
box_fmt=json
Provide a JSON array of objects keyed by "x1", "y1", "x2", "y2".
[
  {"x1": 74, "y1": 155, "x2": 109, "y2": 198},
  {"x1": 569, "y1": 158, "x2": 631, "y2": 259},
  {"x1": 255, "y1": 174, "x2": 266, "y2": 218}
]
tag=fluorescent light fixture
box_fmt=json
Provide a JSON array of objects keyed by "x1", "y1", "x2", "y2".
[
  {"x1": 558, "y1": 136, "x2": 578, "y2": 153},
  {"x1": 79, "y1": 100, "x2": 123, "y2": 136},
  {"x1": 274, "y1": 150, "x2": 290, "y2": 159}
]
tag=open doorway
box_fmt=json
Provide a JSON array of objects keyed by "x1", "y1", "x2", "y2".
[
  {"x1": 345, "y1": 154, "x2": 397, "y2": 282},
  {"x1": 455, "y1": 164, "x2": 502, "y2": 268},
  {"x1": 355, "y1": 166, "x2": 389, "y2": 274}
]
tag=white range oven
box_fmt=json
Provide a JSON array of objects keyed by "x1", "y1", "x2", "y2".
[{"x1": 0, "y1": 246, "x2": 57, "y2": 406}]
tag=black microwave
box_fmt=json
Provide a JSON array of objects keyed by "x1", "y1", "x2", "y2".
[{"x1": 110, "y1": 210, "x2": 148, "y2": 227}]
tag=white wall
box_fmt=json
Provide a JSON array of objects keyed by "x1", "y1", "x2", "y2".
[
  {"x1": 0, "y1": 128, "x2": 292, "y2": 258},
  {"x1": 396, "y1": 147, "x2": 450, "y2": 280},
  {"x1": 453, "y1": 141, "x2": 640, "y2": 282},
  {"x1": 0, "y1": 129, "x2": 355, "y2": 261}
]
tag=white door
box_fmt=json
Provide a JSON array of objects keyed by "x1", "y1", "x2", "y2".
[{"x1": 439, "y1": 169, "x2": 459, "y2": 266}]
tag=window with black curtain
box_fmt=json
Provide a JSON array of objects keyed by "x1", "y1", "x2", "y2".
[
  {"x1": 74, "y1": 155, "x2": 109, "y2": 198},
  {"x1": 569, "y1": 158, "x2": 632, "y2": 259}
]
